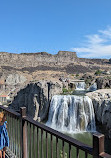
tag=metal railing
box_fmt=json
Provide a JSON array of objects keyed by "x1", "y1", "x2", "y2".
[{"x1": 0, "y1": 105, "x2": 111, "y2": 158}]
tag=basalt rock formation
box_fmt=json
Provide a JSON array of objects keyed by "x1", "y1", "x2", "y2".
[
  {"x1": 0, "y1": 51, "x2": 78, "y2": 67},
  {"x1": 96, "y1": 77, "x2": 111, "y2": 89},
  {"x1": 0, "y1": 51, "x2": 111, "y2": 106},
  {"x1": 0, "y1": 51, "x2": 110, "y2": 74},
  {"x1": 87, "y1": 89, "x2": 111, "y2": 138},
  {"x1": 9, "y1": 81, "x2": 62, "y2": 121}
]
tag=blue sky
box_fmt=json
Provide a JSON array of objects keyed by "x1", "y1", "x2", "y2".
[{"x1": 0, "y1": 0, "x2": 111, "y2": 58}]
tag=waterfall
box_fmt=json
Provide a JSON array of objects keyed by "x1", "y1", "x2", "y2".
[
  {"x1": 46, "y1": 95, "x2": 96, "y2": 133},
  {"x1": 75, "y1": 82, "x2": 86, "y2": 90},
  {"x1": 88, "y1": 83, "x2": 97, "y2": 92}
]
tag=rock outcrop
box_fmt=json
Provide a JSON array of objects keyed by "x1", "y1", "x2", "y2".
[
  {"x1": 6, "y1": 74, "x2": 27, "y2": 85},
  {"x1": 9, "y1": 81, "x2": 62, "y2": 121},
  {"x1": 0, "y1": 51, "x2": 78, "y2": 67},
  {"x1": 96, "y1": 77, "x2": 111, "y2": 89},
  {"x1": 81, "y1": 74, "x2": 96, "y2": 87},
  {"x1": 86, "y1": 89, "x2": 111, "y2": 138}
]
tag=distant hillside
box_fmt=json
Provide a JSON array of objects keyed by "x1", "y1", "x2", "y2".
[
  {"x1": 0, "y1": 50, "x2": 111, "y2": 102},
  {"x1": 0, "y1": 51, "x2": 110, "y2": 76},
  {"x1": 0, "y1": 51, "x2": 78, "y2": 68}
]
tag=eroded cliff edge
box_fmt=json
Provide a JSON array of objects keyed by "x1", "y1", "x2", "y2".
[
  {"x1": 86, "y1": 89, "x2": 111, "y2": 138},
  {"x1": 0, "y1": 51, "x2": 78, "y2": 67}
]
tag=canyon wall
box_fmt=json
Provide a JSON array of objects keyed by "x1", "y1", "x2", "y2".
[
  {"x1": 0, "y1": 51, "x2": 78, "y2": 67},
  {"x1": 9, "y1": 81, "x2": 62, "y2": 121},
  {"x1": 87, "y1": 89, "x2": 111, "y2": 138}
]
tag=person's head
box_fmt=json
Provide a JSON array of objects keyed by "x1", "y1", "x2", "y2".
[{"x1": 0, "y1": 111, "x2": 6, "y2": 123}]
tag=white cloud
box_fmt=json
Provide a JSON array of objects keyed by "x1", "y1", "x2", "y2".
[
  {"x1": 72, "y1": 26, "x2": 111, "y2": 58},
  {"x1": 99, "y1": 26, "x2": 111, "y2": 39}
]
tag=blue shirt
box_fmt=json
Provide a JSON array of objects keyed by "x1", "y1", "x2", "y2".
[{"x1": 0, "y1": 121, "x2": 9, "y2": 150}]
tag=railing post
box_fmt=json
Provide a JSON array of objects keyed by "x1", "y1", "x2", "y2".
[
  {"x1": 20, "y1": 107, "x2": 28, "y2": 158},
  {"x1": 93, "y1": 132, "x2": 104, "y2": 158}
]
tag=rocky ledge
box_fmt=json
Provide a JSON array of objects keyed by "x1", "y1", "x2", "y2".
[{"x1": 86, "y1": 89, "x2": 111, "y2": 138}]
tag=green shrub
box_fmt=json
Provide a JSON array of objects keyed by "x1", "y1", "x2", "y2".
[
  {"x1": 95, "y1": 69, "x2": 102, "y2": 75},
  {"x1": 76, "y1": 74, "x2": 79, "y2": 77},
  {"x1": 62, "y1": 88, "x2": 73, "y2": 94},
  {"x1": 62, "y1": 88, "x2": 68, "y2": 93},
  {"x1": 85, "y1": 79, "x2": 91, "y2": 85}
]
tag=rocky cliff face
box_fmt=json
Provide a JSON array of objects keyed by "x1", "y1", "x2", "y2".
[
  {"x1": 86, "y1": 89, "x2": 111, "y2": 138},
  {"x1": 0, "y1": 51, "x2": 78, "y2": 67},
  {"x1": 0, "y1": 51, "x2": 111, "y2": 84},
  {"x1": 6, "y1": 74, "x2": 27, "y2": 85},
  {"x1": 96, "y1": 77, "x2": 111, "y2": 89},
  {"x1": 9, "y1": 81, "x2": 62, "y2": 121},
  {"x1": 0, "y1": 51, "x2": 111, "y2": 109}
]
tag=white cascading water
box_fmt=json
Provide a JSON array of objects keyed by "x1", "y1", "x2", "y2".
[
  {"x1": 88, "y1": 83, "x2": 97, "y2": 92},
  {"x1": 46, "y1": 95, "x2": 96, "y2": 133},
  {"x1": 75, "y1": 82, "x2": 86, "y2": 90}
]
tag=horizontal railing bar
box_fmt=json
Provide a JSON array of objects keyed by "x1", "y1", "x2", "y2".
[
  {"x1": 99, "y1": 152, "x2": 111, "y2": 158},
  {"x1": 0, "y1": 105, "x2": 20, "y2": 117},
  {"x1": 23, "y1": 116, "x2": 93, "y2": 154}
]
